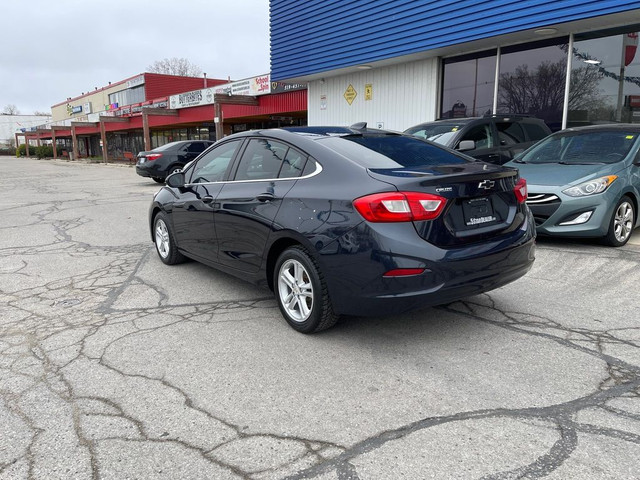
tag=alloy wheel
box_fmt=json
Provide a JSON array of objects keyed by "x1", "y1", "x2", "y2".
[
  {"x1": 155, "y1": 219, "x2": 170, "y2": 259},
  {"x1": 278, "y1": 259, "x2": 314, "y2": 323},
  {"x1": 613, "y1": 201, "x2": 634, "y2": 243}
]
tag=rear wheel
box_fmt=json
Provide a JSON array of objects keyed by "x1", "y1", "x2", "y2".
[
  {"x1": 153, "y1": 212, "x2": 185, "y2": 264},
  {"x1": 604, "y1": 196, "x2": 635, "y2": 247},
  {"x1": 274, "y1": 246, "x2": 338, "y2": 333},
  {"x1": 168, "y1": 166, "x2": 182, "y2": 176},
  {"x1": 152, "y1": 177, "x2": 164, "y2": 184}
]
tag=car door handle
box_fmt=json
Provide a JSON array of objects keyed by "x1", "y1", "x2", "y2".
[
  {"x1": 257, "y1": 193, "x2": 276, "y2": 202},
  {"x1": 202, "y1": 195, "x2": 214, "y2": 204}
]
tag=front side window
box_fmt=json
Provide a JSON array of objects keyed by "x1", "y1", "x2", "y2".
[
  {"x1": 188, "y1": 140, "x2": 242, "y2": 183},
  {"x1": 459, "y1": 124, "x2": 494, "y2": 150}
]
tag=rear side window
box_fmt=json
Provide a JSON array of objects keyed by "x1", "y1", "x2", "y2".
[
  {"x1": 279, "y1": 148, "x2": 308, "y2": 178},
  {"x1": 187, "y1": 142, "x2": 209, "y2": 153},
  {"x1": 320, "y1": 135, "x2": 471, "y2": 168},
  {"x1": 522, "y1": 123, "x2": 550, "y2": 141},
  {"x1": 496, "y1": 122, "x2": 526, "y2": 144},
  {"x1": 234, "y1": 139, "x2": 288, "y2": 180}
]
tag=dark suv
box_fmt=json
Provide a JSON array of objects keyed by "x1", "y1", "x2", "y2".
[
  {"x1": 136, "y1": 140, "x2": 214, "y2": 183},
  {"x1": 404, "y1": 116, "x2": 551, "y2": 164}
]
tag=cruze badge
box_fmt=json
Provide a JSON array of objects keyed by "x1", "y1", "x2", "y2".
[{"x1": 478, "y1": 180, "x2": 495, "y2": 189}]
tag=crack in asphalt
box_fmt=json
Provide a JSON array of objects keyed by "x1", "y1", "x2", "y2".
[{"x1": 1, "y1": 160, "x2": 639, "y2": 479}]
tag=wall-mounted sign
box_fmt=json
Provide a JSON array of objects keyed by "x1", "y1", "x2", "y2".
[
  {"x1": 344, "y1": 84, "x2": 357, "y2": 105},
  {"x1": 71, "y1": 105, "x2": 83, "y2": 114},
  {"x1": 168, "y1": 74, "x2": 300, "y2": 110},
  {"x1": 320, "y1": 95, "x2": 327, "y2": 110},
  {"x1": 104, "y1": 103, "x2": 119, "y2": 111},
  {"x1": 365, "y1": 84, "x2": 373, "y2": 101},
  {"x1": 629, "y1": 95, "x2": 640, "y2": 108},
  {"x1": 271, "y1": 81, "x2": 307, "y2": 93},
  {"x1": 126, "y1": 75, "x2": 145, "y2": 89},
  {"x1": 170, "y1": 89, "x2": 212, "y2": 109},
  {"x1": 83, "y1": 102, "x2": 92, "y2": 114}
]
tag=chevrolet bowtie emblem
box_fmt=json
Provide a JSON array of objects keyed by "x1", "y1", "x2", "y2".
[{"x1": 478, "y1": 180, "x2": 495, "y2": 189}]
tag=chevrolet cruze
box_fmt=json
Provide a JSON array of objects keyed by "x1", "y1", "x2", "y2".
[{"x1": 149, "y1": 125, "x2": 536, "y2": 333}]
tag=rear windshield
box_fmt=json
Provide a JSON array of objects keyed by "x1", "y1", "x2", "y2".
[
  {"x1": 319, "y1": 135, "x2": 472, "y2": 168},
  {"x1": 154, "y1": 142, "x2": 183, "y2": 152},
  {"x1": 519, "y1": 130, "x2": 638, "y2": 165}
]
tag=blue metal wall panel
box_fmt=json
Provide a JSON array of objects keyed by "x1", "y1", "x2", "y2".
[{"x1": 270, "y1": 0, "x2": 640, "y2": 80}]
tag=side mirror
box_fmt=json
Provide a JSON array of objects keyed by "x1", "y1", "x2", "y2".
[
  {"x1": 166, "y1": 171, "x2": 186, "y2": 188},
  {"x1": 457, "y1": 140, "x2": 476, "y2": 151}
]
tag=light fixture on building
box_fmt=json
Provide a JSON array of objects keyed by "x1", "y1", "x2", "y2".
[
  {"x1": 583, "y1": 59, "x2": 601, "y2": 65},
  {"x1": 357, "y1": 64, "x2": 373, "y2": 70},
  {"x1": 534, "y1": 27, "x2": 558, "y2": 35}
]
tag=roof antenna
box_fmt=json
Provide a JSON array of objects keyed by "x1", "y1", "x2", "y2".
[{"x1": 350, "y1": 122, "x2": 367, "y2": 130}]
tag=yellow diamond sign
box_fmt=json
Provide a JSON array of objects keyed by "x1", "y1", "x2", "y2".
[{"x1": 344, "y1": 84, "x2": 357, "y2": 105}]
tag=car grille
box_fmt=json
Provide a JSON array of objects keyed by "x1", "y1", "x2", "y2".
[{"x1": 526, "y1": 193, "x2": 561, "y2": 226}]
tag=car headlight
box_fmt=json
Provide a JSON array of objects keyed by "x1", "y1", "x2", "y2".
[{"x1": 562, "y1": 175, "x2": 617, "y2": 197}]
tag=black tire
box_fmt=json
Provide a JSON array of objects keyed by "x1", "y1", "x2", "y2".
[
  {"x1": 603, "y1": 195, "x2": 635, "y2": 247},
  {"x1": 273, "y1": 246, "x2": 338, "y2": 333},
  {"x1": 152, "y1": 177, "x2": 164, "y2": 184},
  {"x1": 153, "y1": 212, "x2": 186, "y2": 264}
]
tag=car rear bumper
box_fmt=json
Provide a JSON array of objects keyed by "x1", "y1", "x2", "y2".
[{"x1": 319, "y1": 213, "x2": 536, "y2": 317}]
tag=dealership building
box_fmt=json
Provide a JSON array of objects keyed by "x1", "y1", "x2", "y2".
[
  {"x1": 19, "y1": 72, "x2": 306, "y2": 161},
  {"x1": 270, "y1": 1, "x2": 640, "y2": 132}
]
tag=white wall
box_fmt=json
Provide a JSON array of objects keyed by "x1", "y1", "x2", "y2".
[
  {"x1": 307, "y1": 57, "x2": 439, "y2": 131},
  {"x1": 0, "y1": 115, "x2": 51, "y2": 145}
]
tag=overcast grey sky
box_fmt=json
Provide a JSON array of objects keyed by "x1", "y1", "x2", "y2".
[{"x1": 0, "y1": 0, "x2": 270, "y2": 115}]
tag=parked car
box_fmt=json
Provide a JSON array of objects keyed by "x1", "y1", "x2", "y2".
[
  {"x1": 149, "y1": 125, "x2": 536, "y2": 333},
  {"x1": 136, "y1": 140, "x2": 214, "y2": 183},
  {"x1": 405, "y1": 115, "x2": 551, "y2": 164},
  {"x1": 505, "y1": 124, "x2": 640, "y2": 246}
]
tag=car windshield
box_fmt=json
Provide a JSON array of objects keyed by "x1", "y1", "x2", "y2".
[
  {"x1": 405, "y1": 123, "x2": 466, "y2": 139},
  {"x1": 319, "y1": 134, "x2": 471, "y2": 168},
  {"x1": 427, "y1": 131, "x2": 458, "y2": 145},
  {"x1": 518, "y1": 130, "x2": 638, "y2": 165}
]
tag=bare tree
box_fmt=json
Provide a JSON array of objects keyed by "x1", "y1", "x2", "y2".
[
  {"x1": 2, "y1": 104, "x2": 20, "y2": 115},
  {"x1": 146, "y1": 57, "x2": 203, "y2": 77},
  {"x1": 33, "y1": 110, "x2": 50, "y2": 116}
]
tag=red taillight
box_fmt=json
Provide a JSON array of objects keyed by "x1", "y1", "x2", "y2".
[
  {"x1": 146, "y1": 153, "x2": 163, "y2": 161},
  {"x1": 383, "y1": 268, "x2": 426, "y2": 278},
  {"x1": 514, "y1": 178, "x2": 527, "y2": 204},
  {"x1": 353, "y1": 192, "x2": 447, "y2": 222}
]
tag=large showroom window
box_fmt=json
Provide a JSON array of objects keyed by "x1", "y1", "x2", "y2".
[
  {"x1": 441, "y1": 51, "x2": 496, "y2": 118},
  {"x1": 570, "y1": 29, "x2": 640, "y2": 125},
  {"x1": 497, "y1": 38, "x2": 568, "y2": 130},
  {"x1": 442, "y1": 27, "x2": 640, "y2": 129}
]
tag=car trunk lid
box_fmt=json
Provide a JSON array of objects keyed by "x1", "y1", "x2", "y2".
[{"x1": 366, "y1": 163, "x2": 525, "y2": 246}]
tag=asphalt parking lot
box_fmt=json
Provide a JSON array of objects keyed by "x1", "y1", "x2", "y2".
[{"x1": 1, "y1": 156, "x2": 639, "y2": 480}]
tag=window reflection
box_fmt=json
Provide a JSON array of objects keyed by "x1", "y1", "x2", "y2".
[
  {"x1": 497, "y1": 41, "x2": 567, "y2": 130},
  {"x1": 570, "y1": 32, "x2": 640, "y2": 125},
  {"x1": 442, "y1": 54, "x2": 496, "y2": 118}
]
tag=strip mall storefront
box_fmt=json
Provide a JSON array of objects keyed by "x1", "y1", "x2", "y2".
[{"x1": 20, "y1": 73, "x2": 307, "y2": 161}]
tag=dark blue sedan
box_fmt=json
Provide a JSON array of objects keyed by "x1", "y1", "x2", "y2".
[{"x1": 149, "y1": 125, "x2": 535, "y2": 333}]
